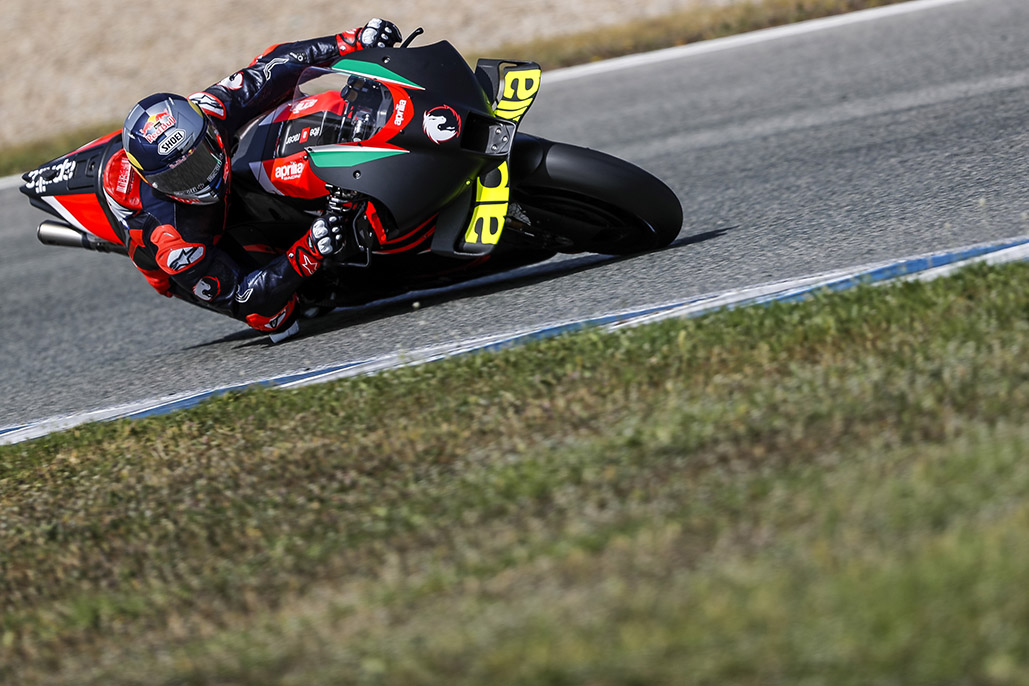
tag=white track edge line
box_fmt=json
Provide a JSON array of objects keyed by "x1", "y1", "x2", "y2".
[{"x1": 3, "y1": 233, "x2": 1026, "y2": 446}]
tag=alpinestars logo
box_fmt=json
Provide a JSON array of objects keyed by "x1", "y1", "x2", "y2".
[
  {"x1": 288, "y1": 240, "x2": 321, "y2": 278},
  {"x1": 423, "y1": 106, "x2": 461, "y2": 144},
  {"x1": 151, "y1": 225, "x2": 206, "y2": 274},
  {"x1": 189, "y1": 92, "x2": 226, "y2": 120},
  {"x1": 167, "y1": 245, "x2": 205, "y2": 272}
]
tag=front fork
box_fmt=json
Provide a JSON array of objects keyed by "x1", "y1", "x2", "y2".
[{"x1": 325, "y1": 185, "x2": 373, "y2": 267}]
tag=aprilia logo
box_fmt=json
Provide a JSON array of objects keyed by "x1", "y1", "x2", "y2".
[
  {"x1": 274, "y1": 160, "x2": 305, "y2": 181},
  {"x1": 394, "y1": 99, "x2": 408, "y2": 126}
]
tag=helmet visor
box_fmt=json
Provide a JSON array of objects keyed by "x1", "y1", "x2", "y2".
[{"x1": 145, "y1": 127, "x2": 225, "y2": 203}]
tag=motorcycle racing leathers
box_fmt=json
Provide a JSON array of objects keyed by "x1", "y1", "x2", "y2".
[{"x1": 123, "y1": 29, "x2": 376, "y2": 333}]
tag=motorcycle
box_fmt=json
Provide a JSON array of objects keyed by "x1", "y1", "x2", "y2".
[{"x1": 20, "y1": 29, "x2": 683, "y2": 318}]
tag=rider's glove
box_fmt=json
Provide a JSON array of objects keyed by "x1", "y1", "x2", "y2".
[
  {"x1": 359, "y1": 18, "x2": 402, "y2": 49},
  {"x1": 311, "y1": 215, "x2": 347, "y2": 256},
  {"x1": 287, "y1": 214, "x2": 348, "y2": 278}
]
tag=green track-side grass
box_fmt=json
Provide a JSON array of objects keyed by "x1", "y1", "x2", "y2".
[
  {"x1": 0, "y1": 0, "x2": 915, "y2": 178},
  {"x1": 3, "y1": 261, "x2": 1029, "y2": 684}
]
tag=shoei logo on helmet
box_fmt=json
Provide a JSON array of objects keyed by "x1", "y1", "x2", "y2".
[
  {"x1": 139, "y1": 110, "x2": 177, "y2": 144},
  {"x1": 157, "y1": 129, "x2": 187, "y2": 156},
  {"x1": 423, "y1": 106, "x2": 461, "y2": 145}
]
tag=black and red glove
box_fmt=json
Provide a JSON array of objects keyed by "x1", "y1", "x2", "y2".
[
  {"x1": 338, "y1": 19, "x2": 402, "y2": 53},
  {"x1": 287, "y1": 214, "x2": 348, "y2": 277}
]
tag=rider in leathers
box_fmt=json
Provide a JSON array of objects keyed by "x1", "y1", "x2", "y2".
[{"x1": 121, "y1": 19, "x2": 402, "y2": 339}]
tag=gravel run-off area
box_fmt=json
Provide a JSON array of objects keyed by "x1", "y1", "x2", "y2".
[{"x1": 2, "y1": 0, "x2": 726, "y2": 149}]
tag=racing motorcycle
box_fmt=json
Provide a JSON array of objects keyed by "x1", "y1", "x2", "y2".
[{"x1": 20, "y1": 29, "x2": 683, "y2": 315}]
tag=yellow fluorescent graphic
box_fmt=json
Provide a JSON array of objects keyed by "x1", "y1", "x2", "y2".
[
  {"x1": 464, "y1": 162, "x2": 510, "y2": 245},
  {"x1": 462, "y1": 63, "x2": 541, "y2": 248}
]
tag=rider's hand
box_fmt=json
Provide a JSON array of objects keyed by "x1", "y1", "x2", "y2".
[
  {"x1": 288, "y1": 214, "x2": 348, "y2": 277},
  {"x1": 310, "y1": 214, "x2": 347, "y2": 257},
  {"x1": 359, "y1": 18, "x2": 402, "y2": 49}
]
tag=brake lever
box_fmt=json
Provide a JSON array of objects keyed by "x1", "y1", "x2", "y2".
[{"x1": 400, "y1": 27, "x2": 424, "y2": 49}]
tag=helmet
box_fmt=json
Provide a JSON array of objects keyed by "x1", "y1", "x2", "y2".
[{"x1": 122, "y1": 93, "x2": 228, "y2": 205}]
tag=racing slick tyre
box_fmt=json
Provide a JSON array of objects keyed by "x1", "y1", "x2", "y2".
[{"x1": 507, "y1": 134, "x2": 683, "y2": 255}]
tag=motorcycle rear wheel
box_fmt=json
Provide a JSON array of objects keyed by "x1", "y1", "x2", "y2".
[{"x1": 508, "y1": 136, "x2": 683, "y2": 255}]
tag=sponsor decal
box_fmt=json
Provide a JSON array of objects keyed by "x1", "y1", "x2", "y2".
[
  {"x1": 283, "y1": 126, "x2": 321, "y2": 146},
  {"x1": 292, "y1": 98, "x2": 318, "y2": 114},
  {"x1": 393, "y1": 98, "x2": 408, "y2": 127},
  {"x1": 218, "y1": 72, "x2": 244, "y2": 90},
  {"x1": 288, "y1": 240, "x2": 321, "y2": 277},
  {"x1": 423, "y1": 105, "x2": 461, "y2": 144},
  {"x1": 235, "y1": 286, "x2": 254, "y2": 303},
  {"x1": 273, "y1": 159, "x2": 306, "y2": 182},
  {"x1": 139, "y1": 110, "x2": 176, "y2": 143},
  {"x1": 116, "y1": 159, "x2": 134, "y2": 195},
  {"x1": 192, "y1": 276, "x2": 221, "y2": 301},
  {"x1": 297, "y1": 250, "x2": 319, "y2": 276},
  {"x1": 265, "y1": 308, "x2": 289, "y2": 330},
  {"x1": 157, "y1": 128, "x2": 186, "y2": 156},
  {"x1": 102, "y1": 149, "x2": 142, "y2": 211},
  {"x1": 167, "y1": 245, "x2": 205, "y2": 272},
  {"x1": 245, "y1": 299, "x2": 296, "y2": 332},
  {"x1": 189, "y1": 92, "x2": 226, "y2": 120},
  {"x1": 258, "y1": 55, "x2": 293, "y2": 79},
  {"x1": 24, "y1": 158, "x2": 77, "y2": 194},
  {"x1": 463, "y1": 162, "x2": 511, "y2": 247},
  {"x1": 151, "y1": 225, "x2": 206, "y2": 274},
  {"x1": 494, "y1": 65, "x2": 543, "y2": 123}
]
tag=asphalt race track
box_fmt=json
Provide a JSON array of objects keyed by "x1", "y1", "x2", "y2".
[{"x1": 2, "y1": 0, "x2": 1027, "y2": 431}]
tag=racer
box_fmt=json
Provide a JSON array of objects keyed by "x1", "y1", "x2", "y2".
[{"x1": 119, "y1": 19, "x2": 402, "y2": 340}]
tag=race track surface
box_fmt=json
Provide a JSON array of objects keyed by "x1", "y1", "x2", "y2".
[{"x1": 2, "y1": 0, "x2": 1026, "y2": 429}]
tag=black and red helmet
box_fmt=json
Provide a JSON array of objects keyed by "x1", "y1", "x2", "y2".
[{"x1": 122, "y1": 93, "x2": 227, "y2": 205}]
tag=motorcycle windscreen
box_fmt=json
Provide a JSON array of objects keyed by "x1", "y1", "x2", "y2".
[
  {"x1": 296, "y1": 56, "x2": 489, "y2": 230},
  {"x1": 283, "y1": 70, "x2": 392, "y2": 152}
]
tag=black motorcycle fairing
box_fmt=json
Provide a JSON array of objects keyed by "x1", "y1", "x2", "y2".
[{"x1": 305, "y1": 42, "x2": 505, "y2": 232}]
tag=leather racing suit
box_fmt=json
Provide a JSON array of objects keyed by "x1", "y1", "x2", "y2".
[{"x1": 123, "y1": 29, "x2": 374, "y2": 334}]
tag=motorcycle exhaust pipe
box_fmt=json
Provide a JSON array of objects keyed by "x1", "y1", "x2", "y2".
[{"x1": 37, "y1": 220, "x2": 128, "y2": 255}]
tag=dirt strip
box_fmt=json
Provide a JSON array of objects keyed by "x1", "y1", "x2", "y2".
[{"x1": 1, "y1": 0, "x2": 727, "y2": 147}]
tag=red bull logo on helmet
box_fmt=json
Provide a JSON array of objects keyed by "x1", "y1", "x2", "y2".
[{"x1": 139, "y1": 110, "x2": 177, "y2": 144}]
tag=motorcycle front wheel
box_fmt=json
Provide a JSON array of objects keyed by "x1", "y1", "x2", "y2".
[{"x1": 507, "y1": 135, "x2": 683, "y2": 255}]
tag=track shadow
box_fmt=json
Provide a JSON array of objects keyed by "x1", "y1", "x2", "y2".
[{"x1": 196, "y1": 226, "x2": 732, "y2": 348}]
